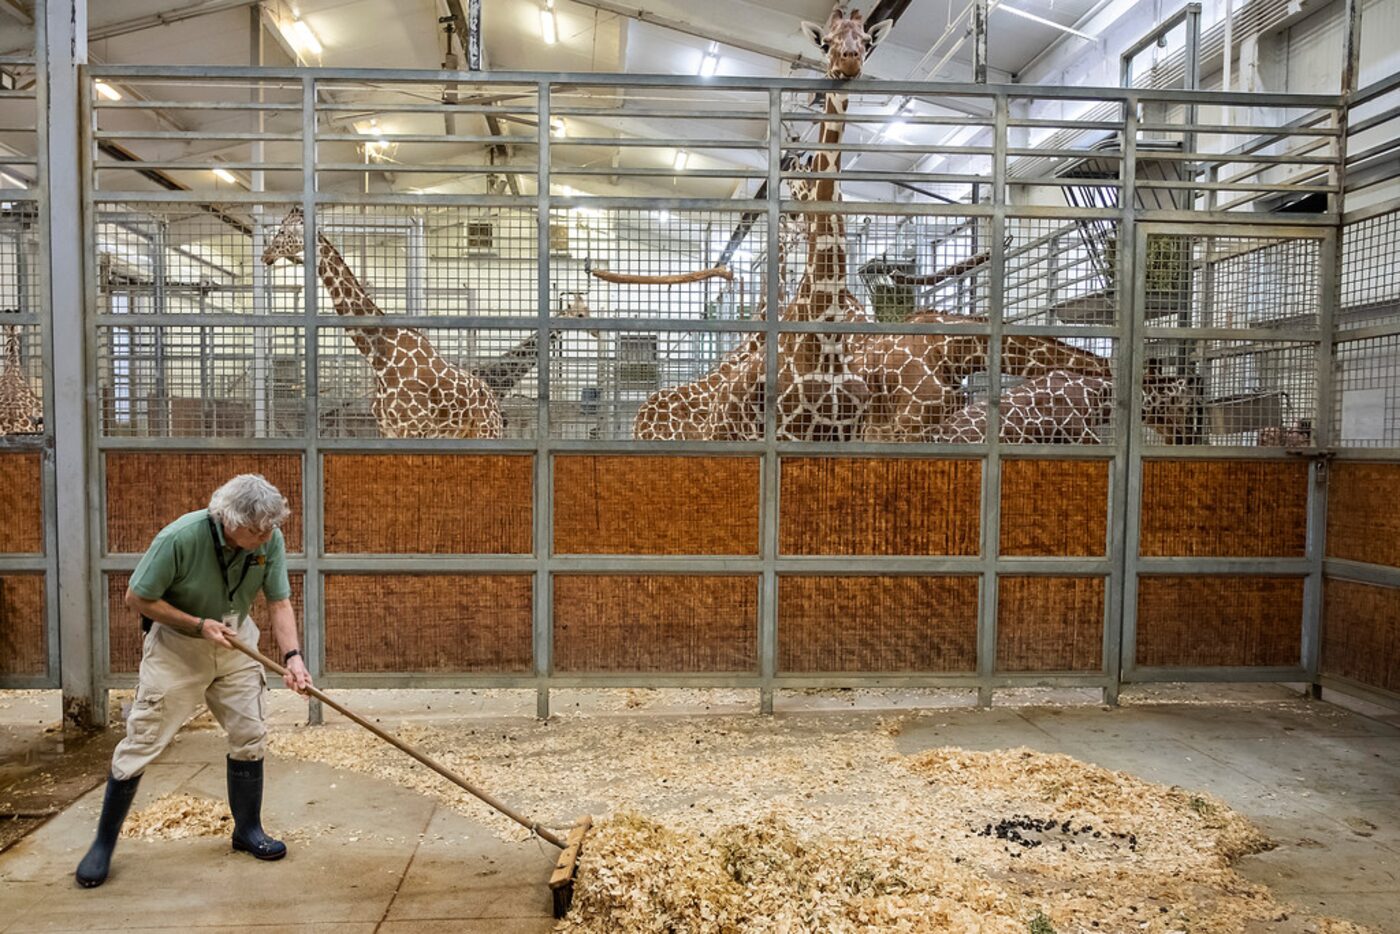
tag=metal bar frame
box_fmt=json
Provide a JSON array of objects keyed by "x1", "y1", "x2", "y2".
[{"x1": 50, "y1": 62, "x2": 1400, "y2": 716}]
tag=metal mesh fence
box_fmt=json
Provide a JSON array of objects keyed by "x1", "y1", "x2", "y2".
[
  {"x1": 1334, "y1": 334, "x2": 1400, "y2": 447},
  {"x1": 1339, "y1": 209, "x2": 1400, "y2": 330},
  {"x1": 1138, "y1": 337, "x2": 1317, "y2": 446},
  {"x1": 1005, "y1": 217, "x2": 1118, "y2": 327},
  {"x1": 95, "y1": 325, "x2": 305, "y2": 438}
]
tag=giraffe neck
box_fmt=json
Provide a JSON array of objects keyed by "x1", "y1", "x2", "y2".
[
  {"x1": 2, "y1": 326, "x2": 18, "y2": 372},
  {"x1": 316, "y1": 235, "x2": 384, "y2": 318},
  {"x1": 799, "y1": 91, "x2": 848, "y2": 322},
  {"x1": 314, "y1": 234, "x2": 395, "y2": 368},
  {"x1": 476, "y1": 332, "x2": 559, "y2": 395}
]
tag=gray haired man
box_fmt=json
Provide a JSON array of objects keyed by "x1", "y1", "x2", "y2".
[{"x1": 76, "y1": 474, "x2": 314, "y2": 887}]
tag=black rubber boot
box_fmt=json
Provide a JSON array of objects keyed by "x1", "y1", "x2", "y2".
[
  {"x1": 227, "y1": 756, "x2": 286, "y2": 861},
  {"x1": 75, "y1": 772, "x2": 142, "y2": 888}
]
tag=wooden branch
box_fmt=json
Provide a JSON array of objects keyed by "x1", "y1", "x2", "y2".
[
  {"x1": 588, "y1": 266, "x2": 733, "y2": 285},
  {"x1": 889, "y1": 236, "x2": 1013, "y2": 286}
]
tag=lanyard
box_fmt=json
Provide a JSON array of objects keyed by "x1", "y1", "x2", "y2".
[{"x1": 207, "y1": 516, "x2": 256, "y2": 606}]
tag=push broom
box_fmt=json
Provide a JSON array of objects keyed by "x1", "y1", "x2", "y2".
[{"x1": 226, "y1": 634, "x2": 591, "y2": 919}]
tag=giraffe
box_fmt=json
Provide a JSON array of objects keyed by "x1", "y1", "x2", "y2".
[
  {"x1": 931, "y1": 370, "x2": 1114, "y2": 444},
  {"x1": 930, "y1": 361, "x2": 1202, "y2": 445},
  {"x1": 854, "y1": 311, "x2": 1115, "y2": 441},
  {"x1": 770, "y1": 6, "x2": 892, "y2": 442},
  {"x1": 261, "y1": 208, "x2": 502, "y2": 439},
  {"x1": 474, "y1": 293, "x2": 593, "y2": 396},
  {"x1": 0, "y1": 315, "x2": 42, "y2": 435},
  {"x1": 631, "y1": 164, "x2": 824, "y2": 441}
]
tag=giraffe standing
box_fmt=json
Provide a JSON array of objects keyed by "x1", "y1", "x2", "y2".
[
  {"x1": 261, "y1": 208, "x2": 502, "y2": 439},
  {"x1": 474, "y1": 293, "x2": 592, "y2": 396},
  {"x1": 0, "y1": 315, "x2": 42, "y2": 435},
  {"x1": 771, "y1": 7, "x2": 891, "y2": 442}
]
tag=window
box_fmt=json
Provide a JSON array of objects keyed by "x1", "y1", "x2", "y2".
[
  {"x1": 549, "y1": 222, "x2": 570, "y2": 256},
  {"x1": 617, "y1": 335, "x2": 659, "y2": 390},
  {"x1": 466, "y1": 221, "x2": 494, "y2": 253}
]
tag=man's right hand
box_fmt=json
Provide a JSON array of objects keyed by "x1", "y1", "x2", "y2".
[{"x1": 197, "y1": 618, "x2": 237, "y2": 648}]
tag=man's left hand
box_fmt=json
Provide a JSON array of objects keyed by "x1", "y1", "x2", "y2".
[{"x1": 283, "y1": 656, "x2": 314, "y2": 696}]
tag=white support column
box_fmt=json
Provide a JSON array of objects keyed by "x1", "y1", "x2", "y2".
[{"x1": 43, "y1": 0, "x2": 99, "y2": 728}]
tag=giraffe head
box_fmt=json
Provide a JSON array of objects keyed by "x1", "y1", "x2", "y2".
[
  {"x1": 1142, "y1": 359, "x2": 1204, "y2": 445},
  {"x1": 560, "y1": 291, "x2": 600, "y2": 339},
  {"x1": 262, "y1": 207, "x2": 306, "y2": 266},
  {"x1": 801, "y1": 7, "x2": 893, "y2": 79}
]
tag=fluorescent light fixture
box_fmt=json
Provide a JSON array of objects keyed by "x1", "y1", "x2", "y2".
[
  {"x1": 673, "y1": 150, "x2": 689, "y2": 171},
  {"x1": 540, "y1": 1, "x2": 558, "y2": 45},
  {"x1": 550, "y1": 117, "x2": 566, "y2": 138},
  {"x1": 290, "y1": 17, "x2": 322, "y2": 55},
  {"x1": 0, "y1": 169, "x2": 27, "y2": 189},
  {"x1": 212, "y1": 166, "x2": 238, "y2": 184},
  {"x1": 94, "y1": 80, "x2": 122, "y2": 101},
  {"x1": 698, "y1": 44, "x2": 720, "y2": 78},
  {"x1": 994, "y1": 4, "x2": 1096, "y2": 41},
  {"x1": 655, "y1": 209, "x2": 670, "y2": 222}
]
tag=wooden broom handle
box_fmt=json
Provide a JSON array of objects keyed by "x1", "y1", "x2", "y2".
[{"x1": 226, "y1": 634, "x2": 566, "y2": 850}]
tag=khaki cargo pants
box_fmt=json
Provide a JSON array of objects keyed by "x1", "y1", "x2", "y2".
[{"x1": 110, "y1": 616, "x2": 268, "y2": 781}]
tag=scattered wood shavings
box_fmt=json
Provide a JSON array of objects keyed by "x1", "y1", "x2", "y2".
[
  {"x1": 268, "y1": 716, "x2": 1375, "y2": 933},
  {"x1": 121, "y1": 793, "x2": 231, "y2": 840}
]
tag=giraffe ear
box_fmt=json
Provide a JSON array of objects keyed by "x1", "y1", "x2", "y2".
[
  {"x1": 867, "y1": 19, "x2": 893, "y2": 48},
  {"x1": 800, "y1": 21, "x2": 826, "y2": 49}
]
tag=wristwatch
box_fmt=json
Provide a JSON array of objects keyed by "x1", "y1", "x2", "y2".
[{"x1": 283, "y1": 648, "x2": 302, "y2": 664}]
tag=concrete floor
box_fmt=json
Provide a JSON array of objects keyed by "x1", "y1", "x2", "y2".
[{"x1": 0, "y1": 684, "x2": 1397, "y2": 933}]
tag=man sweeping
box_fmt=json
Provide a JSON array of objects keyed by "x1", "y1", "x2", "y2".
[{"x1": 75, "y1": 474, "x2": 314, "y2": 887}]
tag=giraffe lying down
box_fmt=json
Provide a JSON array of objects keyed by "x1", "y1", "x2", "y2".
[{"x1": 931, "y1": 370, "x2": 1114, "y2": 444}]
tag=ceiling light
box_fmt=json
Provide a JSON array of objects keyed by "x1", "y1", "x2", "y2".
[
  {"x1": 655, "y1": 209, "x2": 670, "y2": 222},
  {"x1": 550, "y1": 117, "x2": 566, "y2": 138},
  {"x1": 699, "y1": 44, "x2": 720, "y2": 78},
  {"x1": 288, "y1": 16, "x2": 322, "y2": 56},
  {"x1": 212, "y1": 166, "x2": 238, "y2": 184},
  {"x1": 94, "y1": 80, "x2": 122, "y2": 101},
  {"x1": 673, "y1": 150, "x2": 689, "y2": 171},
  {"x1": 540, "y1": 1, "x2": 558, "y2": 45},
  {"x1": 0, "y1": 170, "x2": 27, "y2": 189},
  {"x1": 993, "y1": 4, "x2": 1097, "y2": 42}
]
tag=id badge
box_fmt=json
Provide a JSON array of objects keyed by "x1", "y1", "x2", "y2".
[{"x1": 221, "y1": 611, "x2": 240, "y2": 631}]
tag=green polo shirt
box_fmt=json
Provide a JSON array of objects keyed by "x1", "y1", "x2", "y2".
[{"x1": 129, "y1": 509, "x2": 291, "y2": 624}]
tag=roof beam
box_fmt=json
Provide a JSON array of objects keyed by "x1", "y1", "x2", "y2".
[
  {"x1": 0, "y1": 0, "x2": 33, "y2": 26},
  {"x1": 563, "y1": 0, "x2": 827, "y2": 74}
]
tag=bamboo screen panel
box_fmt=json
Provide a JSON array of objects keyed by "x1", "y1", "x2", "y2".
[
  {"x1": 553, "y1": 575, "x2": 757, "y2": 672},
  {"x1": 778, "y1": 576, "x2": 978, "y2": 672},
  {"x1": 999, "y1": 460, "x2": 1108, "y2": 556},
  {"x1": 554, "y1": 456, "x2": 759, "y2": 555},
  {"x1": 1139, "y1": 460, "x2": 1308, "y2": 557},
  {"x1": 0, "y1": 575, "x2": 45, "y2": 675},
  {"x1": 1322, "y1": 578, "x2": 1400, "y2": 693},
  {"x1": 105, "y1": 453, "x2": 303, "y2": 553},
  {"x1": 107, "y1": 572, "x2": 305, "y2": 673},
  {"x1": 1327, "y1": 463, "x2": 1400, "y2": 567},
  {"x1": 323, "y1": 575, "x2": 531, "y2": 673},
  {"x1": 323, "y1": 454, "x2": 532, "y2": 554},
  {"x1": 1135, "y1": 576, "x2": 1303, "y2": 667},
  {"x1": 0, "y1": 452, "x2": 42, "y2": 554},
  {"x1": 996, "y1": 576, "x2": 1104, "y2": 672},
  {"x1": 780, "y1": 459, "x2": 980, "y2": 556}
]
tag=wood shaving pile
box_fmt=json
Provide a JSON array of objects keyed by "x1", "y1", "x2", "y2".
[
  {"x1": 269, "y1": 716, "x2": 1373, "y2": 933},
  {"x1": 120, "y1": 793, "x2": 232, "y2": 840}
]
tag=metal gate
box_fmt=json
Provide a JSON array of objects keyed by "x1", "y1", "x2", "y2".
[{"x1": 5, "y1": 59, "x2": 1386, "y2": 718}]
